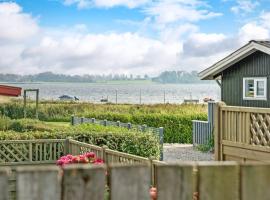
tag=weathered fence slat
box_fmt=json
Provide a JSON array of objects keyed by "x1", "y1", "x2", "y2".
[
  {"x1": 156, "y1": 163, "x2": 194, "y2": 200},
  {"x1": 198, "y1": 162, "x2": 239, "y2": 200},
  {"x1": 3, "y1": 162, "x2": 270, "y2": 199},
  {"x1": 241, "y1": 164, "x2": 270, "y2": 200},
  {"x1": 0, "y1": 169, "x2": 9, "y2": 200},
  {"x1": 109, "y1": 165, "x2": 151, "y2": 200},
  {"x1": 62, "y1": 165, "x2": 106, "y2": 200},
  {"x1": 16, "y1": 166, "x2": 61, "y2": 200}
]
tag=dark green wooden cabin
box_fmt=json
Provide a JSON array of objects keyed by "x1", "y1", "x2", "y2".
[{"x1": 199, "y1": 40, "x2": 270, "y2": 108}]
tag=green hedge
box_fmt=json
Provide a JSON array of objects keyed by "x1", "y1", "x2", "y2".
[
  {"x1": 0, "y1": 118, "x2": 160, "y2": 159},
  {"x1": 0, "y1": 101, "x2": 208, "y2": 143}
]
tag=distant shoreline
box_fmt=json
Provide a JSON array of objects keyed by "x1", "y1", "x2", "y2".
[{"x1": 0, "y1": 80, "x2": 215, "y2": 85}]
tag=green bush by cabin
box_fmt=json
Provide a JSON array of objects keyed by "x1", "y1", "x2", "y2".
[
  {"x1": 0, "y1": 116, "x2": 160, "y2": 159},
  {"x1": 0, "y1": 100, "x2": 207, "y2": 143}
]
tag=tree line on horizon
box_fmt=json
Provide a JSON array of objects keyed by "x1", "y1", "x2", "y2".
[{"x1": 0, "y1": 71, "x2": 208, "y2": 84}]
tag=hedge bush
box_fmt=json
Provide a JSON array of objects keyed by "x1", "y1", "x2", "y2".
[
  {"x1": 0, "y1": 101, "x2": 208, "y2": 143},
  {"x1": 0, "y1": 118, "x2": 160, "y2": 159}
]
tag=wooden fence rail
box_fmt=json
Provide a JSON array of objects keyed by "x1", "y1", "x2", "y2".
[
  {"x1": 71, "y1": 116, "x2": 164, "y2": 160},
  {"x1": 0, "y1": 139, "x2": 66, "y2": 165},
  {"x1": 1, "y1": 162, "x2": 270, "y2": 200},
  {"x1": 0, "y1": 139, "x2": 161, "y2": 166}
]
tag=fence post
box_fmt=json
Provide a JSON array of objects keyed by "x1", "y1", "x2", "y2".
[
  {"x1": 192, "y1": 121, "x2": 196, "y2": 147},
  {"x1": 213, "y1": 102, "x2": 225, "y2": 161},
  {"x1": 71, "y1": 115, "x2": 75, "y2": 126},
  {"x1": 127, "y1": 122, "x2": 132, "y2": 129},
  {"x1": 148, "y1": 156, "x2": 155, "y2": 186},
  {"x1": 208, "y1": 101, "x2": 215, "y2": 134},
  {"x1": 103, "y1": 119, "x2": 107, "y2": 126},
  {"x1": 115, "y1": 90, "x2": 118, "y2": 104},
  {"x1": 80, "y1": 117, "x2": 84, "y2": 124},
  {"x1": 102, "y1": 145, "x2": 108, "y2": 164},
  {"x1": 0, "y1": 169, "x2": 8, "y2": 200},
  {"x1": 29, "y1": 142, "x2": 33, "y2": 162},
  {"x1": 159, "y1": 127, "x2": 164, "y2": 161},
  {"x1": 142, "y1": 124, "x2": 147, "y2": 132},
  {"x1": 64, "y1": 138, "x2": 71, "y2": 155},
  {"x1": 91, "y1": 118, "x2": 95, "y2": 124}
]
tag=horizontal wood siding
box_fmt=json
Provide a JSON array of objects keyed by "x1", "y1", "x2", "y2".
[{"x1": 221, "y1": 51, "x2": 270, "y2": 107}]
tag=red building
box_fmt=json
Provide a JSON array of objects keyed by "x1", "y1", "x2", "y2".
[{"x1": 0, "y1": 85, "x2": 22, "y2": 97}]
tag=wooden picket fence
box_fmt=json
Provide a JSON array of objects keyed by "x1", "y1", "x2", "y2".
[
  {"x1": 0, "y1": 139, "x2": 164, "y2": 200},
  {"x1": 0, "y1": 162, "x2": 270, "y2": 200},
  {"x1": 0, "y1": 139, "x2": 160, "y2": 165}
]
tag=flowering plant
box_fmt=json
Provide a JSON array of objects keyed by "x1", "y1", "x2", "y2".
[
  {"x1": 56, "y1": 152, "x2": 104, "y2": 166},
  {"x1": 57, "y1": 153, "x2": 159, "y2": 199}
]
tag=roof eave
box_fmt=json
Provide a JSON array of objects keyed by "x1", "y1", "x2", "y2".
[{"x1": 199, "y1": 41, "x2": 270, "y2": 80}]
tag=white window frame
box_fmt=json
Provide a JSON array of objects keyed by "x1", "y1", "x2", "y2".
[{"x1": 243, "y1": 77, "x2": 267, "y2": 100}]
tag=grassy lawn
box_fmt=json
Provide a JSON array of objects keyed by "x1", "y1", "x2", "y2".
[{"x1": 44, "y1": 121, "x2": 70, "y2": 127}]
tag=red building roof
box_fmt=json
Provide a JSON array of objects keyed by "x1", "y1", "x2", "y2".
[{"x1": 0, "y1": 85, "x2": 22, "y2": 97}]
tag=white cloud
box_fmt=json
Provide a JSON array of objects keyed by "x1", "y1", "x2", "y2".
[
  {"x1": 160, "y1": 23, "x2": 198, "y2": 42},
  {"x1": 63, "y1": 0, "x2": 149, "y2": 9},
  {"x1": 238, "y1": 22, "x2": 269, "y2": 44},
  {"x1": 2, "y1": 1, "x2": 270, "y2": 76},
  {"x1": 235, "y1": 10, "x2": 270, "y2": 44},
  {"x1": 231, "y1": 0, "x2": 259, "y2": 14},
  {"x1": 21, "y1": 32, "x2": 181, "y2": 75},
  {"x1": 144, "y1": 1, "x2": 222, "y2": 24},
  {"x1": 0, "y1": 2, "x2": 39, "y2": 41},
  {"x1": 182, "y1": 33, "x2": 235, "y2": 57}
]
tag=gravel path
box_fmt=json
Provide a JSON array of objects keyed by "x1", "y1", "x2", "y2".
[{"x1": 163, "y1": 144, "x2": 214, "y2": 162}]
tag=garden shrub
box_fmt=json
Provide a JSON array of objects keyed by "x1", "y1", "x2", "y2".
[
  {"x1": 0, "y1": 118, "x2": 160, "y2": 159},
  {"x1": 0, "y1": 101, "x2": 208, "y2": 143}
]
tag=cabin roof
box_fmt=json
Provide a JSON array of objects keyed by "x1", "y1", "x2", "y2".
[{"x1": 199, "y1": 40, "x2": 270, "y2": 80}]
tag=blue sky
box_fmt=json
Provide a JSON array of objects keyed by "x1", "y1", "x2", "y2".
[
  {"x1": 0, "y1": 0, "x2": 270, "y2": 75},
  {"x1": 11, "y1": 0, "x2": 265, "y2": 34}
]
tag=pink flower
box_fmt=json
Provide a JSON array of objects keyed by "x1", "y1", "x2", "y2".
[
  {"x1": 94, "y1": 158, "x2": 104, "y2": 164},
  {"x1": 56, "y1": 152, "x2": 103, "y2": 167},
  {"x1": 66, "y1": 154, "x2": 73, "y2": 159},
  {"x1": 85, "y1": 152, "x2": 95, "y2": 158},
  {"x1": 72, "y1": 156, "x2": 80, "y2": 163},
  {"x1": 56, "y1": 159, "x2": 64, "y2": 166},
  {"x1": 79, "y1": 155, "x2": 89, "y2": 163}
]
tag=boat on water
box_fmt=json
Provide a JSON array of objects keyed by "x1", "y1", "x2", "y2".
[
  {"x1": 100, "y1": 96, "x2": 108, "y2": 103},
  {"x1": 59, "y1": 95, "x2": 79, "y2": 101},
  {"x1": 203, "y1": 97, "x2": 214, "y2": 102}
]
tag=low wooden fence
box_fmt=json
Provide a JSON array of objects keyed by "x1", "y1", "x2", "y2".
[
  {"x1": 192, "y1": 101, "x2": 214, "y2": 146},
  {"x1": 0, "y1": 139, "x2": 164, "y2": 199},
  {"x1": 0, "y1": 138, "x2": 162, "y2": 166},
  {"x1": 214, "y1": 102, "x2": 270, "y2": 162},
  {"x1": 71, "y1": 116, "x2": 164, "y2": 160},
  {"x1": 0, "y1": 139, "x2": 65, "y2": 165},
  {"x1": 1, "y1": 162, "x2": 270, "y2": 200}
]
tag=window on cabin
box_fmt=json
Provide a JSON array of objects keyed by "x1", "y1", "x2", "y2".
[{"x1": 243, "y1": 78, "x2": 267, "y2": 100}]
